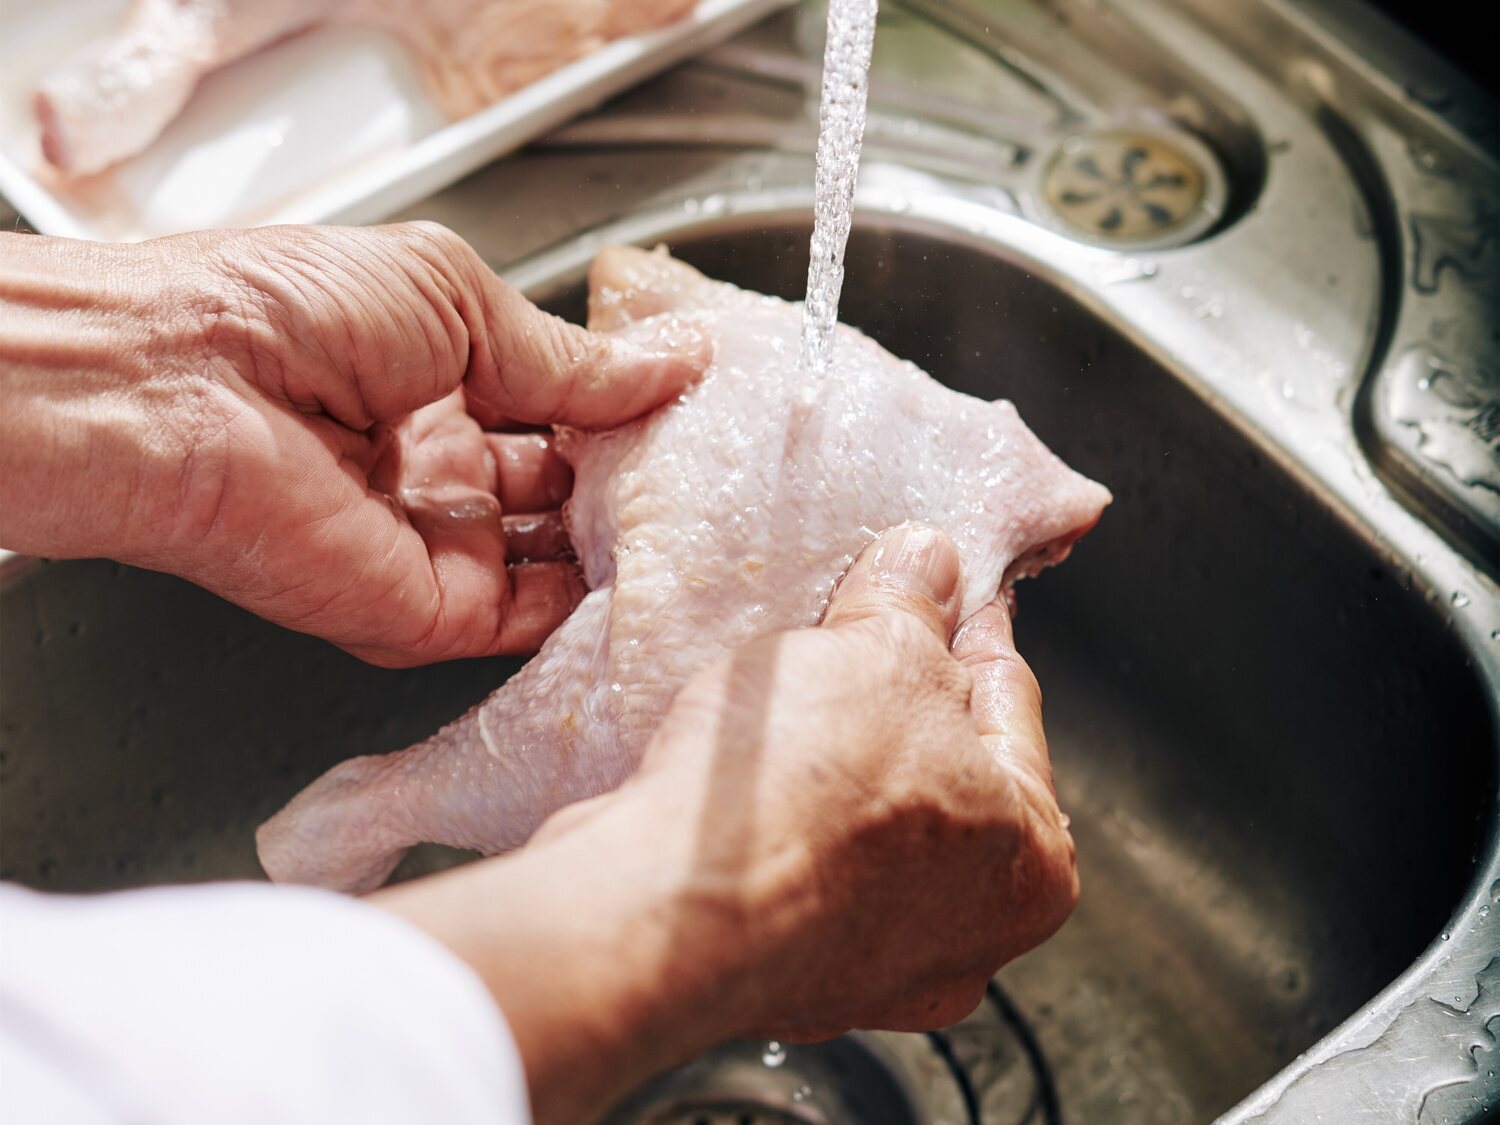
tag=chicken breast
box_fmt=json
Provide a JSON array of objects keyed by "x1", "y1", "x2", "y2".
[
  {"x1": 256, "y1": 247, "x2": 1111, "y2": 893},
  {"x1": 34, "y1": 0, "x2": 697, "y2": 176}
]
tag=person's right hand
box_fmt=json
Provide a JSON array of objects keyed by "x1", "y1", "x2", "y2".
[
  {"x1": 623, "y1": 520, "x2": 1080, "y2": 1038},
  {"x1": 376, "y1": 523, "x2": 1078, "y2": 1124}
]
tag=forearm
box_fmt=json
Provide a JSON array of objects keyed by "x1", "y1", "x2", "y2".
[
  {"x1": 372, "y1": 782, "x2": 742, "y2": 1124},
  {"x1": 0, "y1": 233, "x2": 225, "y2": 560}
]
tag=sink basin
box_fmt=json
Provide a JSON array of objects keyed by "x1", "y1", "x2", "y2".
[
  {"x1": 3, "y1": 216, "x2": 1494, "y2": 1122},
  {"x1": 531, "y1": 217, "x2": 1500, "y2": 1120}
]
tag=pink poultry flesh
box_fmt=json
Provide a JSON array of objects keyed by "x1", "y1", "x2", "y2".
[
  {"x1": 34, "y1": 0, "x2": 696, "y2": 177},
  {"x1": 256, "y1": 246, "x2": 1112, "y2": 893}
]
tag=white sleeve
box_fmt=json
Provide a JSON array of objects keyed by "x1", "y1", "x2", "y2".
[{"x1": 0, "y1": 881, "x2": 531, "y2": 1125}]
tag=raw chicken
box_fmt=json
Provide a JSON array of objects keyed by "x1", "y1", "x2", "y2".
[
  {"x1": 257, "y1": 247, "x2": 1111, "y2": 893},
  {"x1": 34, "y1": 0, "x2": 696, "y2": 176}
]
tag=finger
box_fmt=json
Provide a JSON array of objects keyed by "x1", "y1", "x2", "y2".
[
  {"x1": 951, "y1": 597, "x2": 1052, "y2": 790},
  {"x1": 466, "y1": 268, "x2": 711, "y2": 429},
  {"x1": 485, "y1": 432, "x2": 572, "y2": 513},
  {"x1": 391, "y1": 393, "x2": 506, "y2": 577},
  {"x1": 503, "y1": 511, "x2": 570, "y2": 562},
  {"x1": 821, "y1": 523, "x2": 963, "y2": 643},
  {"x1": 495, "y1": 561, "x2": 587, "y2": 653}
]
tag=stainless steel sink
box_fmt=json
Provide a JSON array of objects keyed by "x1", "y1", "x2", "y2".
[{"x1": 2, "y1": 0, "x2": 1497, "y2": 1121}]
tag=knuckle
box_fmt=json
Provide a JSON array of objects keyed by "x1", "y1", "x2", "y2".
[
  {"x1": 864, "y1": 611, "x2": 948, "y2": 672},
  {"x1": 1011, "y1": 653, "x2": 1043, "y2": 708},
  {"x1": 393, "y1": 219, "x2": 466, "y2": 260}
]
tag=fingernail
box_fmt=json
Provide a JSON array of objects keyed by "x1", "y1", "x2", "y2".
[{"x1": 868, "y1": 523, "x2": 960, "y2": 608}]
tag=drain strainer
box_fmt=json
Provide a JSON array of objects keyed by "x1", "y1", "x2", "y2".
[
  {"x1": 601, "y1": 986, "x2": 1056, "y2": 1124},
  {"x1": 1041, "y1": 126, "x2": 1224, "y2": 248},
  {"x1": 601, "y1": 1036, "x2": 926, "y2": 1125},
  {"x1": 635, "y1": 1102, "x2": 819, "y2": 1125}
]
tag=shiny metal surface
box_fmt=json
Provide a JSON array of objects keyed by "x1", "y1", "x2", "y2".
[{"x1": 3, "y1": 0, "x2": 1498, "y2": 1121}]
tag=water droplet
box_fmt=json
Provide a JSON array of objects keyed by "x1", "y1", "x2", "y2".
[
  {"x1": 762, "y1": 1041, "x2": 787, "y2": 1067},
  {"x1": 793, "y1": 1084, "x2": 812, "y2": 1102},
  {"x1": 1478, "y1": 904, "x2": 1490, "y2": 920},
  {"x1": 1097, "y1": 257, "x2": 1159, "y2": 286},
  {"x1": 1440, "y1": 931, "x2": 1450, "y2": 941},
  {"x1": 1451, "y1": 591, "x2": 1470, "y2": 608}
]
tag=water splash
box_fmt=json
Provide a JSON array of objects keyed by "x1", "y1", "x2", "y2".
[{"x1": 799, "y1": 0, "x2": 879, "y2": 377}]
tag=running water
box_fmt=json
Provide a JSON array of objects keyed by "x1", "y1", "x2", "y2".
[{"x1": 798, "y1": 0, "x2": 879, "y2": 377}]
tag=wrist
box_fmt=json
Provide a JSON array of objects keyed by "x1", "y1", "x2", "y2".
[{"x1": 373, "y1": 783, "x2": 747, "y2": 1122}]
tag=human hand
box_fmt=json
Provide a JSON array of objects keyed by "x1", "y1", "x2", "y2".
[
  {"x1": 0, "y1": 224, "x2": 705, "y2": 665},
  {"x1": 625, "y1": 521, "x2": 1079, "y2": 1038},
  {"x1": 376, "y1": 524, "x2": 1077, "y2": 1122}
]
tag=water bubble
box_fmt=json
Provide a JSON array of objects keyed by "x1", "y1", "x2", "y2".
[
  {"x1": 1451, "y1": 591, "x2": 1470, "y2": 608},
  {"x1": 762, "y1": 1041, "x2": 787, "y2": 1067}
]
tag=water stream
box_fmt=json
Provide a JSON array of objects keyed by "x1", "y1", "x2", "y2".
[{"x1": 798, "y1": 0, "x2": 879, "y2": 377}]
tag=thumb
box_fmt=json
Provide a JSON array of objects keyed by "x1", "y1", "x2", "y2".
[
  {"x1": 822, "y1": 523, "x2": 964, "y2": 643},
  {"x1": 465, "y1": 269, "x2": 711, "y2": 430}
]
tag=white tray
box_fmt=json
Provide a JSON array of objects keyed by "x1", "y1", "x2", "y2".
[{"x1": 0, "y1": 0, "x2": 785, "y2": 241}]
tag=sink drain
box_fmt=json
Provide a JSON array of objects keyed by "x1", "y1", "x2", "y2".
[
  {"x1": 638, "y1": 1102, "x2": 820, "y2": 1125},
  {"x1": 601, "y1": 986, "x2": 1056, "y2": 1124},
  {"x1": 601, "y1": 1036, "x2": 926, "y2": 1125},
  {"x1": 1041, "y1": 126, "x2": 1224, "y2": 248}
]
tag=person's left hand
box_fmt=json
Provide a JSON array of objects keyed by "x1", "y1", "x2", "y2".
[{"x1": 0, "y1": 224, "x2": 706, "y2": 665}]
